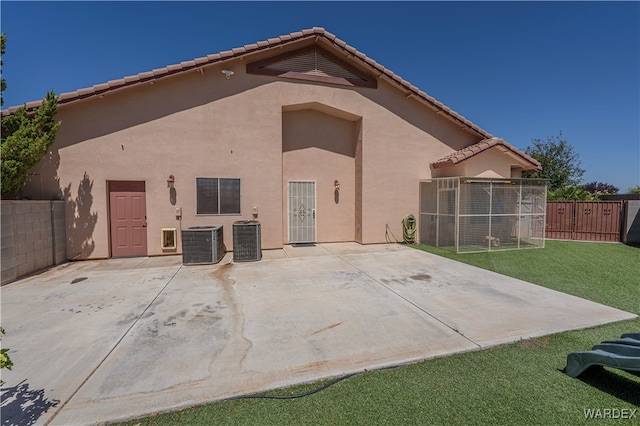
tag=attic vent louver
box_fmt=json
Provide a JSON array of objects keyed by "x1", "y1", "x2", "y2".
[
  {"x1": 247, "y1": 46, "x2": 377, "y2": 89},
  {"x1": 264, "y1": 48, "x2": 362, "y2": 80}
]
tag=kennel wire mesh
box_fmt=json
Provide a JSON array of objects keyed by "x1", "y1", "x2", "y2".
[{"x1": 419, "y1": 177, "x2": 547, "y2": 253}]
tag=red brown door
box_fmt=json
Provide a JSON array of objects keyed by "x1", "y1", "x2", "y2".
[{"x1": 109, "y1": 181, "x2": 147, "y2": 257}]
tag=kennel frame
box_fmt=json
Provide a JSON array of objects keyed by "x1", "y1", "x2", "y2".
[{"x1": 419, "y1": 177, "x2": 547, "y2": 253}]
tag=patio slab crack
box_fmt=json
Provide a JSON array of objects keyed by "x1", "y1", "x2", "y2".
[
  {"x1": 43, "y1": 265, "x2": 183, "y2": 425},
  {"x1": 326, "y1": 248, "x2": 482, "y2": 350}
]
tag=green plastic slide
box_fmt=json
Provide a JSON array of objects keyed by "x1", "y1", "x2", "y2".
[{"x1": 565, "y1": 333, "x2": 640, "y2": 378}]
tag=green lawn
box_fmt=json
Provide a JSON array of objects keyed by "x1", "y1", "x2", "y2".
[
  {"x1": 412, "y1": 240, "x2": 639, "y2": 315},
  {"x1": 116, "y1": 241, "x2": 639, "y2": 425}
]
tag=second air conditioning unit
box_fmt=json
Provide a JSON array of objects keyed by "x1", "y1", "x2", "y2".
[{"x1": 233, "y1": 220, "x2": 262, "y2": 262}]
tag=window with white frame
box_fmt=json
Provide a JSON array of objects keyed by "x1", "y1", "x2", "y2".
[{"x1": 196, "y1": 177, "x2": 241, "y2": 215}]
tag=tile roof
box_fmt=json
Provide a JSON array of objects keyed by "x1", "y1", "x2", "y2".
[
  {"x1": 0, "y1": 27, "x2": 493, "y2": 139},
  {"x1": 432, "y1": 138, "x2": 541, "y2": 171}
]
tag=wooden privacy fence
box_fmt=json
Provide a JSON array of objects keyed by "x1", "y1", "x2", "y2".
[{"x1": 546, "y1": 201, "x2": 623, "y2": 242}]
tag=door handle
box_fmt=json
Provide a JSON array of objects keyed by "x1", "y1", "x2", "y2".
[
  {"x1": 143, "y1": 216, "x2": 147, "y2": 227},
  {"x1": 312, "y1": 209, "x2": 316, "y2": 219}
]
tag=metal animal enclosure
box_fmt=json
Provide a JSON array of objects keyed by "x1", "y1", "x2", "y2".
[{"x1": 419, "y1": 177, "x2": 547, "y2": 253}]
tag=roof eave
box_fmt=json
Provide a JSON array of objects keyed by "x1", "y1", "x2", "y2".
[
  {"x1": 431, "y1": 160, "x2": 456, "y2": 169},
  {"x1": 431, "y1": 138, "x2": 541, "y2": 171},
  {"x1": 2, "y1": 30, "x2": 322, "y2": 116},
  {"x1": 0, "y1": 27, "x2": 494, "y2": 140}
]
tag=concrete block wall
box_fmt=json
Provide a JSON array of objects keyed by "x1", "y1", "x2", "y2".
[
  {"x1": 1, "y1": 200, "x2": 66, "y2": 285},
  {"x1": 624, "y1": 200, "x2": 640, "y2": 245},
  {"x1": 603, "y1": 195, "x2": 640, "y2": 245}
]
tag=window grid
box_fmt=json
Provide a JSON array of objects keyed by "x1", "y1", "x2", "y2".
[{"x1": 196, "y1": 177, "x2": 241, "y2": 215}]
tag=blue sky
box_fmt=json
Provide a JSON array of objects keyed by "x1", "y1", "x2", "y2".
[{"x1": 2, "y1": 1, "x2": 638, "y2": 191}]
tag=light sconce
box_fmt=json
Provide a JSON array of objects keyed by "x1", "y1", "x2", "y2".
[
  {"x1": 222, "y1": 69, "x2": 234, "y2": 79},
  {"x1": 167, "y1": 175, "x2": 175, "y2": 189},
  {"x1": 334, "y1": 180, "x2": 340, "y2": 191}
]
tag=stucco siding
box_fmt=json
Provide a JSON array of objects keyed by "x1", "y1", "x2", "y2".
[
  {"x1": 25, "y1": 68, "x2": 286, "y2": 256},
  {"x1": 282, "y1": 109, "x2": 358, "y2": 243},
  {"x1": 22, "y1": 55, "x2": 504, "y2": 258},
  {"x1": 459, "y1": 147, "x2": 515, "y2": 178},
  {"x1": 354, "y1": 80, "x2": 475, "y2": 243}
]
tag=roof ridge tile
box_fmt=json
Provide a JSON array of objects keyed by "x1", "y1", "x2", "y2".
[
  {"x1": 108, "y1": 78, "x2": 126, "y2": 86},
  {"x1": 0, "y1": 26, "x2": 496, "y2": 141},
  {"x1": 432, "y1": 137, "x2": 540, "y2": 171}
]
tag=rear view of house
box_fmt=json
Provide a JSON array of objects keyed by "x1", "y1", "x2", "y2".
[{"x1": 6, "y1": 27, "x2": 541, "y2": 259}]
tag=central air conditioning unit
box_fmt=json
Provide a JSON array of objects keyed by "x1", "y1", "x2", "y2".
[
  {"x1": 181, "y1": 225, "x2": 224, "y2": 265},
  {"x1": 233, "y1": 220, "x2": 262, "y2": 262}
]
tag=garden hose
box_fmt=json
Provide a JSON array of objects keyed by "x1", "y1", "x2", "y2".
[
  {"x1": 402, "y1": 214, "x2": 417, "y2": 244},
  {"x1": 228, "y1": 373, "x2": 360, "y2": 400},
  {"x1": 227, "y1": 365, "x2": 402, "y2": 401}
]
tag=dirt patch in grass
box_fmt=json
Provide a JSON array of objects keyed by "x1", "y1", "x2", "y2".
[{"x1": 518, "y1": 336, "x2": 550, "y2": 350}]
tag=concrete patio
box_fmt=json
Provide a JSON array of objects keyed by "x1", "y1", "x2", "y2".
[{"x1": 0, "y1": 243, "x2": 635, "y2": 425}]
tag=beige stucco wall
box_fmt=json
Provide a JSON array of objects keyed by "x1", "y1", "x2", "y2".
[
  {"x1": 460, "y1": 148, "x2": 516, "y2": 178},
  {"x1": 282, "y1": 108, "x2": 359, "y2": 243},
  {"x1": 432, "y1": 147, "x2": 522, "y2": 178},
  {"x1": 432, "y1": 148, "x2": 526, "y2": 180},
  {"x1": 23, "y1": 52, "x2": 501, "y2": 259}
]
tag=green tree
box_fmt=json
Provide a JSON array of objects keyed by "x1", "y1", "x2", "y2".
[
  {"x1": 547, "y1": 186, "x2": 593, "y2": 201},
  {"x1": 1, "y1": 34, "x2": 60, "y2": 198},
  {"x1": 0, "y1": 327, "x2": 12, "y2": 384},
  {"x1": 580, "y1": 181, "x2": 619, "y2": 199},
  {"x1": 524, "y1": 131, "x2": 585, "y2": 191},
  {"x1": 1, "y1": 33, "x2": 6, "y2": 106},
  {"x1": 628, "y1": 185, "x2": 640, "y2": 194}
]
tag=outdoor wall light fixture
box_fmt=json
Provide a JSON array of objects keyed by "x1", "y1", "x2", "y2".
[
  {"x1": 334, "y1": 180, "x2": 340, "y2": 191},
  {"x1": 167, "y1": 175, "x2": 175, "y2": 189},
  {"x1": 222, "y1": 70, "x2": 234, "y2": 79}
]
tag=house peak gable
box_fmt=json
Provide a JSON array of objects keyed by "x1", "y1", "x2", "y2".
[
  {"x1": 432, "y1": 138, "x2": 541, "y2": 172},
  {"x1": 247, "y1": 45, "x2": 377, "y2": 89},
  {"x1": 1, "y1": 27, "x2": 492, "y2": 140}
]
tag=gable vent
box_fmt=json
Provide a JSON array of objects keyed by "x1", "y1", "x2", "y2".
[
  {"x1": 247, "y1": 46, "x2": 376, "y2": 88},
  {"x1": 264, "y1": 48, "x2": 362, "y2": 80}
]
